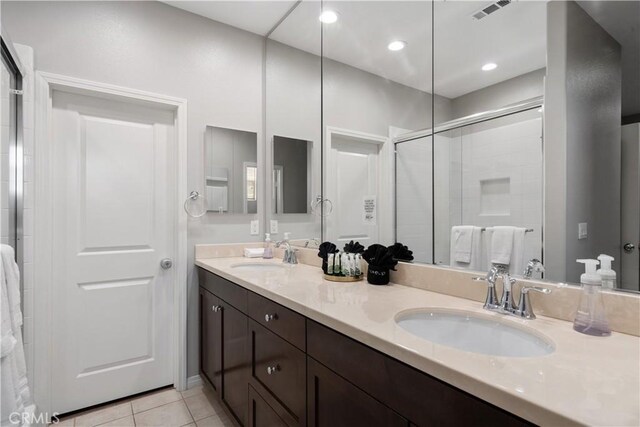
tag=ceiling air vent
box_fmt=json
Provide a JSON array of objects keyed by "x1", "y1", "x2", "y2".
[{"x1": 472, "y1": 0, "x2": 511, "y2": 20}]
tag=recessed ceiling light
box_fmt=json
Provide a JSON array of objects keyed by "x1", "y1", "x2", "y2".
[
  {"x1": 482, "y1": 62, "x2": 497, "y2": 71},
  {"x1": 388, "y1": 40, "x2": 407, "y2": 51},
  {"x1": 319, "y1": 10, "x2": 338, "y2": 24}
]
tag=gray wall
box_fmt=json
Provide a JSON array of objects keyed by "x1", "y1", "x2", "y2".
[
  {"x1": 2, "y1": 0, "x2": 265, "y2": 379},
  {"x1": 545, "y1": 0, "x2": 622, "y2": 283},
  {"x1": 450, "y1": 68, "x2": 546, "y2": 120}
]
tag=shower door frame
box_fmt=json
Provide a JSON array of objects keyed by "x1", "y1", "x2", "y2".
[
  {"x1": 1, "y1": 34, "x2": 25, "y2": 304},
  {"x1": 392, "y1": 96, "x2": 544, "y2": 265}
]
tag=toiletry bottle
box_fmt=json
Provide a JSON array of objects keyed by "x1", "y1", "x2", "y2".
[
  {"x1": 597, "y1": 254, "x2": 616, "y2": 289},
  {"x1": 263, "y1": 233, "x2": 273, "y2": 259},
  {"x1": 573, "y1": 259, "x2": 611, "y2": 337}
]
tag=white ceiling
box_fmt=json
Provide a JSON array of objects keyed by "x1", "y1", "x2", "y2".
[
  {"x1": 165, "y1": 0, "x2": 636, "y2": 107},
  {"x1": 162, "y1": 1, "x2": 296, "y2": 36}
]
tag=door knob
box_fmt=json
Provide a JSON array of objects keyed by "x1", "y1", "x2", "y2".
[
  {"x1": 160, "y1": 258, "x2": 173, "y2": 269},
  {"x1": 623, "y1": 243, "x2": 636, "y2": 253}
]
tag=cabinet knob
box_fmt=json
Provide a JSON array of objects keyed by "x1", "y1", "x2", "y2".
[
  {"x1": 264, "y1": 313, "x2": 278, "y2": 322},
  {"x1": 266, "y1": 364, "x2": 280, "y2": 375},
  {"x1": 212, "y1": 305, "x2": 222, "y2": 313}
]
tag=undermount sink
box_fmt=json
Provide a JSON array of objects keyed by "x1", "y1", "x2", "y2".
[
  {"x1": 395, "y1": 309, "x2": 555, "y2": 358},
  {"x1": 230, "y1": 262, "x2": 286, "y2": 272}
]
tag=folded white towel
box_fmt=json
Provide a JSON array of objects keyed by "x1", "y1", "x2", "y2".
[
  {"x1": 450, "y1": 226, "x2": 483, "y2": 271},
  {"x1": 451, "y1": 226, "x2": 474, "y2": 263},
  {"x1": 244, "y1": 248, "x2": 265, "y2": 258},
  {"x1": 509, "y1": 227, "x2": 527, "y2": 275},
  {"x1": 490, "y1": 226, "x2": 515, "y2": 265}
]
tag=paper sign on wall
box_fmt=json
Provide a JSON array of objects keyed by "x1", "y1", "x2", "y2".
[{"x1": 363, "y1": 196, "x2": 377, "y2": 225}]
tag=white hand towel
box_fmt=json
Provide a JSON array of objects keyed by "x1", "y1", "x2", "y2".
[
  {"x1": 0, "y1": 244, "x2": 32, "y2": 425},
  {"x1": 450, "y1": 226, "x2": 483, "y2": 270},
  {"x1": 1, "y1": 245, "x2": 22, "y2": 328},
  {"x1": 509, "y1": 227, "x2": 527, "y2": 275},
  {"x1": 451, "y1": 226, "x2": 474, "y2": 263},
  {"x1": 490, "y1": 226, "x2": 515, "y2": 265}
]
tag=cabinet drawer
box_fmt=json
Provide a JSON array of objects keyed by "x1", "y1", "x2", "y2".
[
  {"x1": 307, "y1": 321, "x2": 532, "y2": 427},
  {"x1": 307, "y1": 357, "x2": 408, "y2": 427},
  {"x1": 248, "y1": 291, "x2": 305, "y2": 350},
  {"x1": 198, "y1": 268, "x2": 247, "y2": 313},
  {"x1": 248, "y1": 385, "x2": 289, "y2": 427},
  {"x1": 250, "y1": 320, "x2": 306, "y2": 424}
]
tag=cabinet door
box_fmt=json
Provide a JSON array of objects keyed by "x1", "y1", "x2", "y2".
[
  {"x1": 307, "y1": 358, "x2": 408, "y2": 427},
  {"x1": 249, "y1": 385, "x2": 288, "y2": 427},
  {"x1": 222, "y1": 302, "x2": 249, "y2": 426},
  {"x1": 200, "y1": 288, "x2": 222, "y2": 393}
]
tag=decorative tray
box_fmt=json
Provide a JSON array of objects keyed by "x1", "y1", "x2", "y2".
[{"x1": 323, "y1": 274, "x2": 363, "y2": 282}]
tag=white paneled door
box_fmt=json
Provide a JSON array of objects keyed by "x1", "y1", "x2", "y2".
[
  {"x1": 51, "y1": 90, "x2": 176, "y2": 413},
  {"x1": 326, "y1": 133, "x2": 382, "y2": 247}
]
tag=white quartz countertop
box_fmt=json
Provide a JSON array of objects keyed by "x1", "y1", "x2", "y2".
[{"x1": 195, "y1": 257, "x2": 640, "y2": 427}]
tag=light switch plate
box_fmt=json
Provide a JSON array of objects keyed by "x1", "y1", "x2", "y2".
[
  {"x1": 270, "y1": 220, "x2": 278, "y2": 234},
  {"x1": 578, "y1": 222, "x2": 587, "y2": 240},
  {"x1": 250, "y1": 220, "x2": 259, "y2": 236}
]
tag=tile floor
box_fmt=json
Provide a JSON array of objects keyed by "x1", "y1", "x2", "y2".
[{"x1": 53, "y1": 385, "x2": 235, "y2": 427}]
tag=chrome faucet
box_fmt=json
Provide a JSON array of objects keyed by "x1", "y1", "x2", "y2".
[
  {"x1": 523, "y1": 258, "x2": 545, "y2": 279},
  {"x1": 473, "y1": 260, "x2": 551, "y2": 319},
  {"x1": 276, "y1": 235, "x2": 298, "y2": 265},
  {"x1": 304, "y1": 238, "x2": 321, "y2": 248}
]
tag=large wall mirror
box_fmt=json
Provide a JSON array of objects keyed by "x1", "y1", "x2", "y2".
[
  {"x1": 266, "y1": 0, "x2": 322, "y2": 244},
  {"x1": 311, "y1": 0, "x2": 638, "y2": 293}
]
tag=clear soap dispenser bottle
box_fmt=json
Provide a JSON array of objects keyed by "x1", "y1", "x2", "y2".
[
  {"x1": 263, "y1": 233, "x2": 274, "y2": 259},
  {"x1": 573, "y1": 259, "x2": 611, "y2": 337},
  {"x1": 597, "y1": 254, "x2": 616, "y2": 289}
]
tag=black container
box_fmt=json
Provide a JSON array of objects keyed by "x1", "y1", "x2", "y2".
[{"x1": 367, "y1": 265, "x2": 390, "y2": 285}]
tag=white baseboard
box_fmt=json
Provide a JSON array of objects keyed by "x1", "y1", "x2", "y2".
[{"x1": 187, "y1": 375, "x2": 203, "y2": 389}]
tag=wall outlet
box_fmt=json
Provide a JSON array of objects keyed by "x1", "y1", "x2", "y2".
[
  {"x1": 578, "y1": 222, "x2": 588, "y2": 240},
  {"x1": 270, "y1": 220, "x2": 278, "y2": 234},
  {"x1": 250, "y1": 220, "x2": 259, "y2": 236}
]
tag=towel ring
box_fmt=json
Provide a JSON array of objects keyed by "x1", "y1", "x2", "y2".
[
  {"x1": 311, "y1": 196, "x2": 333, "y2": 217},
  {"x1": 184, "y1": 191, "x2": 207, "y2": 218}
]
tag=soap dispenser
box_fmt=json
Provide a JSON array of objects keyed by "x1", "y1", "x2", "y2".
[
  {"x1": 263, "y1": 233, "x2": 274, "y2": 259},
  {"x1": 573, "y1": 259, "x2": 611, "y2": 337},
  {"x1": 597, "y1": 254, "x2": 616, "y2": 289}
]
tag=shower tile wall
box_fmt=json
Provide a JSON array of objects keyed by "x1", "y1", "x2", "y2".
[{"x1": 436, "y1": 113, "x2": 543, "y2": 268}]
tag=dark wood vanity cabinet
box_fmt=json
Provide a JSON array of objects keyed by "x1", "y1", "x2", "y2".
[
  {"x1": 199, "y1": 288, "x2": 222, "y2": 392},
  {"x1": 198, "y1": 268, "x2": 534, "y2": 427},
  {"x1": 199, "y1": 270, "x2": 249, "y2": 426},
  {"x1": 307, "y1": 357, "x2": 408, "y2": 427},
  {"x1": 248, "y1": 384, "x2": 289, "y2": 427}
]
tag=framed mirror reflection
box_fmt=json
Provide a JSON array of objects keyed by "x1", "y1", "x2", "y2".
[{"x1": 204, "y1": 126, "x2": 258, "y2": 215}]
